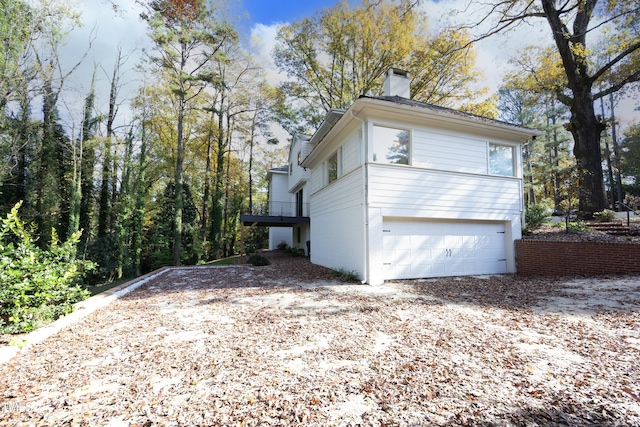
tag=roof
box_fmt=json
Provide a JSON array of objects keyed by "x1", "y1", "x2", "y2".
[
  {"x1": 268, "y1": 166, "x2": 289, "y2": 173},
  {"x1": 363, "y1": 95, "x2": 544, "y2": 135},
  {"x1": 301, "y1": 96, "x2": 543, "y2": 167}
]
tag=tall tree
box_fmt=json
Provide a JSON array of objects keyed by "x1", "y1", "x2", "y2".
[
  {"x1": 32, "y1": 1, "x2": 90, "y2": 240},
  {"x1": 273, "y1": 0, "x2": 488, "y2": 132},
  {"x1": 130, "y1": 86, "x2": 152, "y2": 276},
  {"x1": 0, "y1": 80, "x2": 38, "y2": 222},
  {"x1": 0, "y1": 0, "x2": 33, "y2": 112},
  {"x1": 205, "y1": 48, "x2": 259, "y2": 259},
  {"x1": 142, "y1": 0, "x2": 236, "y2": 265},
  {"x1": 79, "y1": 72, "x2": 99, "y2": 240},
  {"x1": 459, "y1": 0, "x2": 640, "y2": 216}
]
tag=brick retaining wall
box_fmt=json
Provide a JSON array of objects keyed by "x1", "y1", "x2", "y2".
[{"x1": 515, "y1": 240, "x2": 640, "y2": 276}]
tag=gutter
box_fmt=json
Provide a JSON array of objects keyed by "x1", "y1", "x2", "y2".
[
  {"x1": 349, "y1": 109, "x2": 369, "y2": 285},
  {"x1": 300, "y1": 109, "x2": 345, "y2": 168}
]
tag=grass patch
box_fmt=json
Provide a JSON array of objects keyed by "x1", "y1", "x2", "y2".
[
  {"x1": 203, "y1": 255, "x2": 241, "y2": 266},
  {"x1": 85, "y1": 278, "x2": 130, "y2": 296}
]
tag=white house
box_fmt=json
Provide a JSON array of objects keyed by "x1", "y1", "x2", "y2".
[
  {"x1": 243, "y1": 69, "x2": 542, "y2": 285},
  {"x1": 265, "y1": 166, "x2": 292, "y2": 250},
  {"x1": 244, "y1": 136, "x2": 312, "y2": 253}
]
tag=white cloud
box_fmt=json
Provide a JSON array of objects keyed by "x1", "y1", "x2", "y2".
[{"x1": 249, "y1": 23, "x2": 286, "y2": 85}]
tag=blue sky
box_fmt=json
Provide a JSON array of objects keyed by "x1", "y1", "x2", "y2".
[{"x1": 243, "y1": 0, "x2": 341, "y2": 25}]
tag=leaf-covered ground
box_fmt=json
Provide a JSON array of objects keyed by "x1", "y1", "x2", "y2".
[{"x1": 1, "y1": 251, "x2": 639, "y2": 426}]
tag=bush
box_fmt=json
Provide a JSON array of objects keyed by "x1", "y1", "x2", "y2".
[
  {"x1": 247, "y1": 254, "x2": 270, "y2": 266},
  {"x1": 0, "y1": 203, "x2": 94, "y2": 334},
  {"x1": 276, "y1": 241, "x2": 289, "y2": 251},
  {"x1": 593, "y1": 209, "x2": 616, "y2": 222},
  {"x1": 289, "y1": 247, "x2": 306, "y2": 257},
  {"x1": 525, "y1": 204, "x2": 551, "y2": 231},
  {"x1": 552, "y1": 220, "x2": 592, "y2": 232},
  {"x1": 331, "y1": 268, "x2": 360, "y2": 282}
]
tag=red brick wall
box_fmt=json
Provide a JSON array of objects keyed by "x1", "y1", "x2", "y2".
[{"x1": 515, "y1": 240, "x2": 640, "y2": 276}]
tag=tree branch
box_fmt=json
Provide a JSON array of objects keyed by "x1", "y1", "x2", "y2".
[{"x1": 590, "y1": 40, "x2": 640, "y2": 84}]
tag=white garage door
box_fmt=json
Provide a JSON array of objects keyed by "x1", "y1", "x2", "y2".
[{"x1": 383, "y1": 218, "x2": 507, "y2": 280}]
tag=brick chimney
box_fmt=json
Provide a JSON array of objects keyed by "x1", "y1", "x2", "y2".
[{"x1": 383, "y1": 68, "x2": 410, "y2": 98}]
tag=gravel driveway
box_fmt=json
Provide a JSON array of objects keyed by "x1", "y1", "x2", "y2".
[{"x1": 1, "y1": 252, "x2": 639, "y2": 426}]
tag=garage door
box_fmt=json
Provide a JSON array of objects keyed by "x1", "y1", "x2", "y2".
[{"x1": 382, "y1": 218, "x2": 507, "y2": 280}]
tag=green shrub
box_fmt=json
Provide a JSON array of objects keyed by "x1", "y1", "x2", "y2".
[
  {"x1": 290, "y1": 247, "x2": 306, "y2": 257},
  {"x1": 593, "y1": 209, "x2": 616, "y2": 222},
  {"x1": 276, "y1": 241, "x2": 289, "y2": 251},
  {"x1": 525, "y1": 204, "x2": 550, "y2": 231},
  {"x1": 567, "y1": 221, "x2": 591, "y2": 232},
  {"x1": 552, "y1": 220, "x2": 592, "y2": 232},
  {"x1": 331, "y1": 268, "x2": 360, "y2": 282},
  {"x1": 247, "y1": 254, "x2": 270, "y2": 266},
  {"x1": 0, "y1": 203, "x2": 94, "y2": 334}
]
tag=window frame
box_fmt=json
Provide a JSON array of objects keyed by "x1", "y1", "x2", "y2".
[
  {"x1": 327, "y1": 150, "x2": 339, "y2": 184},
  {"x1": 372, "y1": 124, "x2": 411, "y2": 165},
  {"x1": 488, "y1": 143, "x2": 516, "y2": 177}
]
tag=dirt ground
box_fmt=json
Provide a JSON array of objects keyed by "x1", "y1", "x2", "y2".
[{"x1": 1, "y1": 252, "x2": 639, "y2": 426}]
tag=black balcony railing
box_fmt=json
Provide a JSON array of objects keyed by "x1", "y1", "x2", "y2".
[{"x1": 247, "y1": 202, "x2": 310, "y2": 217}]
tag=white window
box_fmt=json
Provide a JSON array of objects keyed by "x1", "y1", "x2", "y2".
[
  {"x1": 373, "y1": 125, "x2": 410, "y2": 165},
  {"x1": 327, "y1": 151, "x2": 338, "y2": 184},
  {"x1": 489, "y1": 143, "x2": 515, "y2": 176}
]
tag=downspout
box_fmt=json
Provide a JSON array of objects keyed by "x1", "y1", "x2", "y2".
[{"x1": 350, "y1": 110, "x2": 368, "y2": 284}]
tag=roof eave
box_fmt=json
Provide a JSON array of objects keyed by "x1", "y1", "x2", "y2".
[
  {"x1": 356, "y1": 96, "x2": 545, "y2": 141},
  {"x1": 300, "y1": 109, "x2": 345, "y2": 168}
]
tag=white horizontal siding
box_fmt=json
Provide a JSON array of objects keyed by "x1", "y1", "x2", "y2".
[
  {"x1": 287, "y1": 136, "x2": 313, "y2": 192},
  {"x1": 312, "y1": 169, "x2": 363, "y2": 216},
  {"x1": 368, "y1": 165, "x2": 522, "y2": 219},
  {"x1": 309, "y1": 164, "x2": 324, "y2": 195},
  {"x1": 269, "y1": 173, "x2": 290, "y2": 208},
  {"x1": 341, "y1": 130, "x2": 361, "y2": 174},
  {"x1": 309, "y1": 171, "x2": 365, "y2": 278},
  {"x1": 412, "y1": 129, "x2": 487, "y2": 174}
]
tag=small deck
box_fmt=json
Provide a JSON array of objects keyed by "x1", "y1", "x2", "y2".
[
  {"x1": 241, "y1": 201, "x2": 310, "y2": 227},
  {"x1": 240, "y1": 215, "x2": 310, "y2": 227}
]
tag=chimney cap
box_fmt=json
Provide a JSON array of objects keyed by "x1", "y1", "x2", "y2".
[
  {"x1": 387, "y1": 68, "x2": 410, "y2": 78},
  {"x1": 383, "y1": 67, "x2": 411, "y2": 98}
]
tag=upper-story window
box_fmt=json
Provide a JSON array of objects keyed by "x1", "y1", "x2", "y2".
[
  {"x1": 327, "y1": 151, "x2": 338, "y2": 184},
  {"x1": 289, "y1": 163, "x2": 293, "y2": 175},
  {"x1": 373, "y1": 125, "x2": 410, "y2": 165},
  {"x1": 297, "y1": 151, "x2": 302, "y2": 165},
  {"x1": 489, "y1": 143, "x2": 515, "y2": 176}
]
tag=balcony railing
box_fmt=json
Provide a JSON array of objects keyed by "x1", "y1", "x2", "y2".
[{"x1": 247, "y1": 202, "x2": 310, "y2": 217}]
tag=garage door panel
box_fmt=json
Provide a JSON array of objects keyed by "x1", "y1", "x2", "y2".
[
  {"x1": 413, "y1": 235, "x2": 431, "y2": 250},
  {"x1": 382, "y1": 219, "x2": 508, "y2": 280}
]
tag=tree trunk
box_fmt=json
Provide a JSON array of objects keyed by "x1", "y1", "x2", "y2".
[
  {"x1": 132, "y1": 104, "x2": 148, "y2": 277},
  {"x1": 566, "y1": 87, "x2": 606, "y2": 216},
  {"x1": 67, "y1": 132, "x2": 82, "y2": 239},
  {"x1": 201, "y1": 106, "x2": 216, "y2": 256},
  {"x1": 600, "y1": 98, "x2": 615, "y2": 208},
  {"x1": 172, "y1": 39, "x2": 190, "y2": 267},
  {"x1": 36, "y1": 72, "x2": 56, "y2": 242},
  {"x1": 609, "y1": 93, "x2": 623, "y2": 211},
  {"x1": 209, "y1": 94, "x2": 226, "y2": 259},
  {"x1": 173, "y1": 96, "x2": 185, "y2": 266},
  {"x1": 542, "y1": 0, "x2": 607, "y2": 217},
  {"x1": 97, "y1": 140, "x2": 111, "y2": 239}
]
